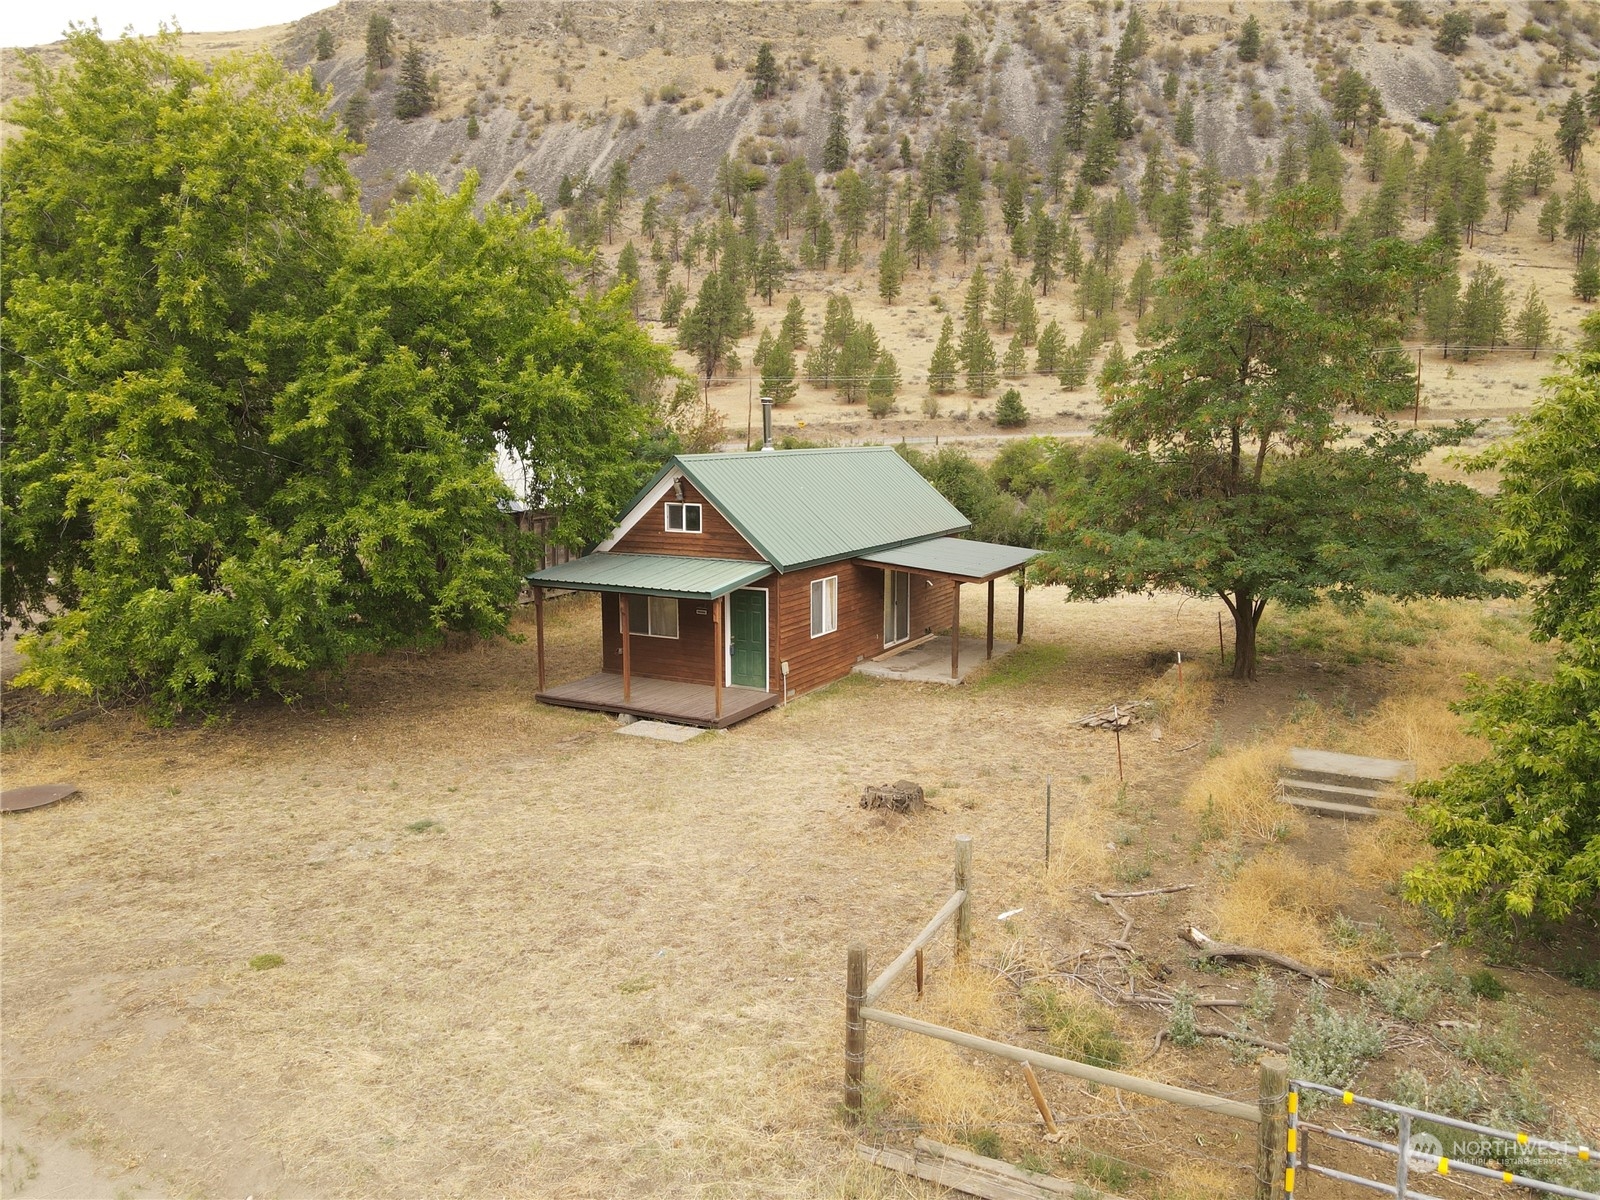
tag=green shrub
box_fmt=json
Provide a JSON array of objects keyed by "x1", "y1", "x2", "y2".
[
  {"x1": 994, "y1": 387, "x2": 1028, "y2": 428},
  {"x1": 1369, "y1": 964, "x2": 1443, "y2": 1023},
  {"x1": 1168, "y1": 985, "x2": 1200, "y2": 1048},
  {"x1": 1022, "y1": 983, "x2": 1125, "y2": 1066},
  {"x1": 1288, "y1": 994, "x2": 1385, "y2": 1094},
  {"x1": 1467, "y1": 969, "x2": 1506, "y2": 1000},
  {"x1": 1454, "y1": 1014, "x2": 1528, "y2": 1074},
  {"x1": 249, "y1": 953, "x2": 285, "y2": 971}
]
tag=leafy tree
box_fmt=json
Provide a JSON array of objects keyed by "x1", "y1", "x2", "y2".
[
  {"x1": 1433, "y1": 10, "x2": 1471, "y2": 54},
  {"x1": 315, "y1": 27, "x2": 334, "y2": 60},
  {"x1": 1034, "y1": 189, "x2": 1509, "y2": 678},
  {"x1": 1406, "y1": 337, "x2": 1600, "y2": 932},
  {"x1": 994, "y1": 388, "x2": 1028, "y2": 427},
  {"x1": 1237, "y1": 13, "x2": 1262, "y2": 62},
  {"x1": 1557, "y1": 93, "x2": 1590, "y2": 171},
  {"x1": 823, "y1": 100, "x2": 849, "y2": 172},
  {"x1": 761, "y1": 333, "x2": 798, "y2": 406},
  {"x1": 928, "y1": 316, "x2": 960, "y2": 394},
  {"x1": 395, "y1": 43, "x2": 433, "y2": 119},
  {"x1": 2, "y1": 31, "x2": 671, "y2": 713},
  {"x1": 1035, "y1": 320, "x2": 1066, "y2": 373},
  {"x1": 365, "y1": 13, "x2": 393, "y2": 69},
  {"x1": 753, "y1": 41, "x2": 779, "y2": 100},
  {"x1": 1513, "y1": 285, "x2": 1551, "y2": 358}
]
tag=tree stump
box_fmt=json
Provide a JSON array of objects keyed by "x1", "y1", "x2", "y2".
[{"x1": 860, "y1": 780, "x2": 925, "y2": 813}]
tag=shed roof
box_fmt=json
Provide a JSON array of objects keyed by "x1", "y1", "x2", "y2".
[
  {"x1": 857, "y1": 537, "x2": 1042, "y2": 582},
  {"x1": 661, "y1": 447, "x2": 971, "y2": 571},
  {"x1": 525, "y1": 554, "x2": 772, "y2": 599}
]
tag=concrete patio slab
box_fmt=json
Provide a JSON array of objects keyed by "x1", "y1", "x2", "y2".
[
  {"x1": 614, "y1": 719, "x2": 712, "y2": 742},
  {"x1": 852, "y1": 636, "x2": 1019, "y2": 686}
]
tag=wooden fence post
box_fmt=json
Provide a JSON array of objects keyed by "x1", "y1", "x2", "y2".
[
  {"x1": 1256, "y1": 1055, "x2": 1290, "y2": 1200},
  {"x1": 953, "y1": 835, "x2": 972, "y2": 961},
  {"x1": 846, "y1": 945, "x2": 867, "y2": 1120}
]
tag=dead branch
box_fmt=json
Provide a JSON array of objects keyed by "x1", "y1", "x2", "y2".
[
  {"x1": 1194, "y1": 1024, "x2": 1289, "y2": 1053},
  {"x1": 1372, "y1": 941, "x2": 1445, "y2": 965},
  {"x1": 1094, "y1": 884, "x2": 1196, "y2": 900},
  {"x1": 1182, "y1": 926, "x2": 1328, "y2": 980}
]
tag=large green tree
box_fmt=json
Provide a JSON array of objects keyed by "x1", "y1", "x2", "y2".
[
  {"x1": 1035, "y1": 190, "x2": 1509, "y2": 678},
  {"x1": 1, "y1": 31, "x2": 670, "y2": 713},
  {"x1": 1405, "y1": 329, "x2": 1600, "y2": 931}
]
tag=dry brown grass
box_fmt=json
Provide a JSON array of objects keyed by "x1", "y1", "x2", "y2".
[
  {"x1": 1147, "y1": 662, "x2": 1219, "y2": 744},
  {"x1": 1212, "y1": 850, "x2": 1358, "y2": 974},
  {"x1": 1164, "y1": 1160, "x2": 1249, "y2": 1200},
  {"x1": 1182, "y1": 738, "x2": 1304, "y2": 844}
]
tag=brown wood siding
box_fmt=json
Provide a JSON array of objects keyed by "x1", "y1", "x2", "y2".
[
  {"x1": 909, "y1": 572, "x2": 956, "y2": 638},
  {"x1": 600, "y1": 593, "x2": 721, "y2": 686},
  {"x1": 612, "y1": 480, "x2": 762, "y2": 561}
]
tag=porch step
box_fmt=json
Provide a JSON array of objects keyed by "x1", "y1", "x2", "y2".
[
  {"x1": 1277, "y1": 778, "x2": 1389, "y2": 802},
  {"x1": 1280, "y1": 793, "x2": 1382, "y2": 819},
  {"x1": 1280, "y1": 748, "x2": 1414, "y2": 821}
]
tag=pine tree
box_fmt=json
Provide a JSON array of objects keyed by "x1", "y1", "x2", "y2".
[
  {"x1": 877, "y1": 222, "x2": 907, "y2": 302},
  {"x1": 1096, "y1": 340, "x2": 1129, "y2": 400},
  {"x1": 1499, "y1": 158, "x2": 1527, "y2": 231},
  {"x1": 1174, "y1": 97, "x2": 1196, "y2": 149},
  {"x1": 395, "y1": 44, "x2": 433, "y2": 120},
  {"x1": 753, "y1": 235, "x2": 790, "y2": 304},
  {"x1": 781, "y1": 296, "x2": 808, "y2": 348},
  {"x1": 1001, "y1": 333, "x2": 1027, "y2": 379},
  {"x1": 1237, "y1": 13, "x2": 1261, "y2": 62},
  {"x1": 1512, "y1": 285, "x2": 1551, "y2": 357},
  {"x1": 1557, "y1": 93, "x2": 1590, "y2": 171},
  {"x1": 1424, "y1": 272, "x2": 1462, "y2": 358},
  {"x1": 316, "y1": 27, "x2": 334, "y2": 60},
  {"x1": 1015, "y1": 290, "x2": 1038, "y2": 346},
  {"x1": 1030, "y1": 212, "x2": 1058, "y2": 296},
  {"x1": 1526, "y1": 142, "x2": 1557, "y2": 196},
  {"x1": 1058, "y1": 222, "x2": 1083, "y2": 283},
  {"x1": 928, "y1": 315, "x2": 959, "y2": 394},
  {"x1": 762, "y1": 333, "x2": 799, "y2": 405},
  {"x1": 1080, "y1": 107, "x2": 1118, "y2": 186},
  {"x1": 1458, "y1": 262, "x2": 1508, "y2": 360},
  {"x1": 949, "y1": 32, "x2": 979, "y2": 86},
  {"x1": 1035, "y1": 319, "x2": 1066, "y2": 373},
  {"x1": 753, "y1": 42, "x2": 780, "y2": 100},
  {"x1": 1128, "y1": 254, "x2": 1156, "y2": 318},
  {"x1": 906, "y1": 199, "x2": 936, "y2": 269},
  {"x1": 962, "y1": 265, "x2": 988, "y2": 329},
  {"x1": 616, "y1": 240, "x2": 640, "y2": 284},
  {"x1": 466, "y1": 112, "x2": 479, "y2": 140},
  {"x1": 866, "y1": 349, "x2": 900, "y2": 417},
  {"x1": 1057, "y1": 345, "x2": 1090, "y2": 389},
  {"x1": 994, "y1": 387, "x2": 1028, "y2": 427},
  {"x1": 1576, "y1": 248, "x2": 1600, "y2": 301},
  {"x1": 343, "y1": 92, "x2": 371, "y2": 143},
  {"x1": 365, "y1": 13, "x2": 393, "y2": 69},
  {"x1": 1565, "y1": 174, "x2": 1598, "y2": 261},
  {"x1": 823, "y1": 101, "x2": 849, "y2": 172},
  {"x1": 955, "y1": 168, "x2": 985, "y2": 261},
  {"x1": 1139, "y1": 148, "x2": 1167, "y2": 227},
  {"x1": 1362, "y1": 129, "x2": 1390, "y2": 183},
  {"x1": 989, "y1": 263, "x2": 1019, "y2": 331},
  {"x1": 1162, "y1": 165, "x2": 1193, "y2": 253},
  {"x1": 961, "y1": 322, "x2": 998, "y2": 396},
  {"x1": 812, "y1": 217, "x2": 834, "y2": 268},
  {"x1": 1063, "y1": 53, "x2": 1093, "y2": 151}
]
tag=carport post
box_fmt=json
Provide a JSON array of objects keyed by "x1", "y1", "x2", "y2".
[
  {"x1": 950, "y1": 581, "x2": 961, "y2": 679},
  {"x1": 620, "y1": 594, "x2": 632, "y2": 703},
  {"x1": 712, "y1": 595, "x2": 724, "y2": 720},
  {"x1": 986, "y1": 579, "x2": 995, "y2": 660},
  {"x1": 534, "y1": 587, "x2": 546, "y2": 693},
  {"x1": 1016, "y1": 582, "x2": 1025, "y2": 644}
]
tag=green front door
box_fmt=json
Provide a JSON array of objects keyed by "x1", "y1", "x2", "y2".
[{"x1": 728, "y1": 589, "x2": 768, "y2": 690}]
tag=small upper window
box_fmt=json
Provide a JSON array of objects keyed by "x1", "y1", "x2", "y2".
[{"x1": 665, "y1": 502, "x2": 702, "y2": 533}]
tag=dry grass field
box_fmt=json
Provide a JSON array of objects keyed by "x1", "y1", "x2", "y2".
[{"x1": 5, "y1": 585, "x2": 1598, "y2": 1199}]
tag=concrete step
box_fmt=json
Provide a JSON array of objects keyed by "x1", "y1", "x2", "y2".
[
  {"x1": 1279, "y1": 777, "x2": 1389, "y2": 802},
  {"x1": 1288, "y1": 748, "x2": 1414, "y2": 784},
  {"x1": 1281, "y1": 793, "x2": 1382, "y2": 819}
]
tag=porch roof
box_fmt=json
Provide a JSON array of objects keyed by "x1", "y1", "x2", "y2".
[
  {"x1": 524, "y1": 552, "x2": 772, "y2": 599},
  {"x1": 856, "y1": 537, "x2": 1041, "y2": 583}
]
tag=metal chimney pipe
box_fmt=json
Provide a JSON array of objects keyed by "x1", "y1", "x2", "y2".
[{"x1": 760, "y1": 396, "x2": 774, "y2": 452}]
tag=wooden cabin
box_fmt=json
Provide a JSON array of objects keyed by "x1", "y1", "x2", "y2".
[{"x1": 525, "y1": 447, "x2": 1039, "y2": 727}]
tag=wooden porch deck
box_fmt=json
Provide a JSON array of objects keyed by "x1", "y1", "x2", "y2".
[{"x1": 536, "y1": 672, "x2": 779, "y2": 729}]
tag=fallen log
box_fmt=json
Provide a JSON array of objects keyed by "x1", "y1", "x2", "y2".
[{"x1": 1182, "y1": 926, "x2": 1328, "y2": 980}]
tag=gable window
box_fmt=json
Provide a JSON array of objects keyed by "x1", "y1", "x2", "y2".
[
  {"x1": 810, "y1": 575, "x2": 839, "y2": 637},
  {"x1": 665, "y1": 502, "x2": 702, "y2": 533},
  {"x1": 627, "y1": 595, "x2": 680, "y2": 639}
]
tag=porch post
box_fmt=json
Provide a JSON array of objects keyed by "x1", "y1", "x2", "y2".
[
  {"x1": 534, "y1": 586, "x2": 546, "y2": 693},
  {"x1": 620, "y1": 594, "x2": 632, "y2": 703},
  {"x1": 950, "y1": 581, "x2": 961, "y2": 679},
  {"x1": 712, "y1": 595, "x2": 724, "y2": 720},
  {"x1": 986, "y1": 579, "x2": 995, "y2": 660},
  {"x1": 1016, "y1": 582, "x2": 1025, "y2": 644}
]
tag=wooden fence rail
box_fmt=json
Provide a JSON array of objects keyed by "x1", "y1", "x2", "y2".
[{"x1": 847, "y1": 835, "x2": 1290, "y2": 1200}]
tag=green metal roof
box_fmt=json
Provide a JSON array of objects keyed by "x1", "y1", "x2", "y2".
[
  {"x1": 525, "y1": 554, "x2": 772, "y2": 598},
  {"x1": 857, "y1": 537, "x2": 1042, "y2": 581},
  {"x1": 668, "y1": 447, "x2": 971, "y2": 571}
]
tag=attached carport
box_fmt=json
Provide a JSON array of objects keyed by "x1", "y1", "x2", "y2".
[{"x1": 855, "y1": 538, "x2": 1042, "y2": 679}]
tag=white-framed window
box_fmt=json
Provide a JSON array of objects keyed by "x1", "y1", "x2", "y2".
[
  {"x1": 810, "y1": 575, "x2": 839, "y2": 637},
  {"x1": 627, "y1": 595, "x2": 680, "y2": 639},
  {"x1": 665, "y1": 502, "x2": 702, "y2": 533}
]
